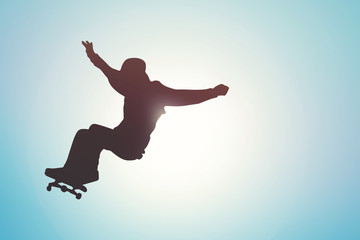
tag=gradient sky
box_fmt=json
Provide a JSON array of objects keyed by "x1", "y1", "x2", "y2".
[{"x1": 1, "y1": 1, "x2": 359, "y2": 239}]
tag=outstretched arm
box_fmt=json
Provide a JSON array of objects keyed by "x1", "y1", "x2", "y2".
[
  {"x1": 158, "y1": 83, "x2": 229, "y2": 106},
  {"x1": 82, "y1": 41, "x2": 127, "y2": 94},
  {"x1": 82, "y1": 41, "x2": 118, "y2": 80}
]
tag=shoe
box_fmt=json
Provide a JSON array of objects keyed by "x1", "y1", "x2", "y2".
[
  {"x1": 45, "y1": 167, "x2": 99, "y2": 184},
  {"x1": 45, "y1": 167, "x2": 67, "y2": 180},
  {"x1": 75, "y1": 169, "x2": 99, "y2": 184}
]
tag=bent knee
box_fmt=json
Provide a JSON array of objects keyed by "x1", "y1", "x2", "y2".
[
  {"x1": 89, "y1": 124, "x2": 100, "y2": 130},
  {"x1": 76, "y1": 128, "x2": 89, "y2": 137},
  {"x1": 89, "y1": 124, "x2": 108, "y2": 133}
]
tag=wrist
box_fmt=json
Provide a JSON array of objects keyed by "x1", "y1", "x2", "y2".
[{"x1": 211, "y1": 88, "x2": 218, "y2": 98}]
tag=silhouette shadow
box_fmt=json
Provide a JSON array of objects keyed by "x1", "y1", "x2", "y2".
[{"x1": 45, "y1": 41, "x2": 229, "y2": 199}]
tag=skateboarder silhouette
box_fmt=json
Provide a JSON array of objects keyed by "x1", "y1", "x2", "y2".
[{"x1": 45, "y1": 41, "x2": 229, "y2": 199}]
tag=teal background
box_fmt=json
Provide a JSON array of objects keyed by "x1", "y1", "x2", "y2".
[{"x1": 1, "y1": 1, "x2": 359, "y2": 239}]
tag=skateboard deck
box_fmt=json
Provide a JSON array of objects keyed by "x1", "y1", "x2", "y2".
[{"x1": 46, "y1": 177, "x2": 87, "y2": 200}]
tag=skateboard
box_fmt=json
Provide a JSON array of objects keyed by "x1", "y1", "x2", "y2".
[{"x1": 46, "y1": 178, "x2": 87, "y2": 200}]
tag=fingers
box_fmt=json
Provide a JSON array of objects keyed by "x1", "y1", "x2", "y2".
[
  {"x1": 223, "y1": 85, "x2": 229, "y2": 95},
  {"x1": 222, "y1": 85, "x2": 229, "y2": 96},
  {"x1": 86, "y1": 41, "x2": 93, "y2": 48},
  {"x1": 214, "y1": 84, "x2": 229, "y2": 96},
  {"x1": 81, "y1": 41, "x2": 93, "y2": 47}
]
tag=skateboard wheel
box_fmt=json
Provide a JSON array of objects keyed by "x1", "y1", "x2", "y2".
[
  {"x1": 76, "y1": 193, "x2": 82, "y2": 200},
  {"x1": 61, "y1": 186, "x2": 67, "y2": 192},
  {"x1": 46, "y1": 185, "x2": 51, "y2": 191}
]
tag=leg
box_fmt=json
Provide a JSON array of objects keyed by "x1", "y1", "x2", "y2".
[
  {"x1": 46, "y1": 124, "x2": 115, "y2": 184},
  {"x1": 65, "y1": 124, "x2": 115, "y2": 171}
]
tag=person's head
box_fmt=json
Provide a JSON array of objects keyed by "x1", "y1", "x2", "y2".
[
  {"x1": 120, "y1": 58, "x2": 150, "y2": 87},
  {"x1": 120, "y1": 58, "x2": 146, "y2": 74}
]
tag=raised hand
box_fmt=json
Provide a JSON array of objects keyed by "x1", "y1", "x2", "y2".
[
  {"x1": 213, "y1": 84, "x2": 229, "y2": 96},
  {"x1": 82, "y1": 41, "x2": 95, "y2": 55}
]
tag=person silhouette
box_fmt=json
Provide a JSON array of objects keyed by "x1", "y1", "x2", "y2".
[{"x1": 45, "y1": 41, "x2": 229, "y2": 186}]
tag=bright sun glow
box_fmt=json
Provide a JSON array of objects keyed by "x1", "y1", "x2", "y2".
[{"x1": 97, "y1": 67, "x2": 235, "y2": 206}]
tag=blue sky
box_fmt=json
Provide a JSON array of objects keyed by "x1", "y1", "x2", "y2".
[{"x1": 1, "y1": 1, "x2": 359, "y2": 239}]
